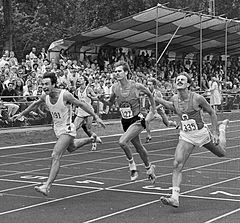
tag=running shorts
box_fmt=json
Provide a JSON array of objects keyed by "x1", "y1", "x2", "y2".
[
  {"x1": 179, "y1": 125, "x2": 211, "y2": 147},
  {"x1": 54, "y1": 123, "x2": 77, "y2": 138}
]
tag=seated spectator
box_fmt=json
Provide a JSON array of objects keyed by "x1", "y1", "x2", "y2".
[{"x1": 1, "y1": 82, "x2": 19, "y2": 117}]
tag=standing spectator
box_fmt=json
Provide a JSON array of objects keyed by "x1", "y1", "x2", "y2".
[
  {"x1": 0, "y1": 75, "x2": 6, "y2": 95},
  {"x1": 0, "y1": 54, "x2": 9, "y2": 69},
  {"x1": 29, "y1": 47, "x2": 38, "y2": 62},
  {"x1": 39, "y1": 48, "x2": 48, "y2": 60},
  {"x1": 9, "y1": 51, "x2": 18, "y2": 67},
  {"x1": 209, "y1": 76, "x2": 222, "y2": 111}
]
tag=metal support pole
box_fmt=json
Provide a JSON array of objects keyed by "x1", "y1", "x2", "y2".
[
  {"x1": 199, "y1": 15, "x2": 203, "y2": 89},
  {"x1": 155, "y1": 4, "x2": 159, "y2": 76},
  {"x1": 156, "y1": 14, "x2": 188, "y2": 65},
  {"x1": 224, "y1": 20, "x2": 228, "y2": 84}
]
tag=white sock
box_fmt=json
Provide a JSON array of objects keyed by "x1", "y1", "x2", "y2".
[
  {"x1": 219, "y1": 124, "x2": 226, "y2": 133},
  {"x1": 172, "y1": 187, "x2": 180, "y2": 200},
  {"x1": 128, "y1": 158, "x2": 136, "y2": 170}
]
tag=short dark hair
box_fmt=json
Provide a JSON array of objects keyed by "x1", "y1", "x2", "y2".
[
  {"x1": 43, "y1": 72, "x2": 57, "y2": 85},
  {"x1": 177, "y1": 72, "x2": 192, "y2": 85}
]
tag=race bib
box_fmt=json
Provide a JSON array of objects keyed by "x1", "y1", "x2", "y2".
[
  {"x1": 119, "y1": 107, "x2": 133, "y2": 119},
  {"x1": 181, "y1": 119, "x2": 198, "y2": 132}
]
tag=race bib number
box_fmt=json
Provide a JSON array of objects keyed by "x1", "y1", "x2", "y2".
[
  {"x1": 119, "y1": 107, "x2": 133, "y2": 119},
  {"x1": 181, "y1": 119, "x2": 198, "y2": 132},
  {"x1": 51, "y1": 111, "x2": 61, "y2": 119}
]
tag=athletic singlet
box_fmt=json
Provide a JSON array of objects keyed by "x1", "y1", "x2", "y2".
[
  {"x1": 45, "y1": 89, "x2": 72, "y2": 129},
  {"x1": 172, "y1": 92, "x2": 204, "y2": 132},
  {"x1": 76, "y1": 86, "x2": 93, "y2": 117},
  {"x1": 114, "y1": 80, "x2": 141, "y2": 119}
]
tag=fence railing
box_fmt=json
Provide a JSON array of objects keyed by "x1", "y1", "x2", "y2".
[{"x1": 0, "y1": 91, "x2": 239, "y2": 128}]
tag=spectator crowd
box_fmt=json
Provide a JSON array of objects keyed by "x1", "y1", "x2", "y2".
[{"x1": 0, "y1": 46, "x2": 239, "y2": 127}]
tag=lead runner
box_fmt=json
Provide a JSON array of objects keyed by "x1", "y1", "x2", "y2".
[
  {"x1": 13, "y1": 72, "x2": 105, "y2": 196},
  {"x1": 105, "y1": 61, "x2": 157, "y2": 183},
  {"x1": 157, "y1": 72, "x2": 229, "y2": 208}
]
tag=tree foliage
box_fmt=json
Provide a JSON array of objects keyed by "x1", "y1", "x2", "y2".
[{"x1": 0, "y1": 0, "x2": 240, "y2": 58}]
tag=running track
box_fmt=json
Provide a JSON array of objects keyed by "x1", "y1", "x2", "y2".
[{"x1": 0, "y1": 120, "x2": 239, "y2": 223}]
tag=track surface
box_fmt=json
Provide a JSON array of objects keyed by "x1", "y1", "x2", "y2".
[{"x1": 0, "y1": 120, "x2": 239, "y2": 223}]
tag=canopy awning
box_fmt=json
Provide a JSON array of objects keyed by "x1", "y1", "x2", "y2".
[{"x1": 51, "y1": 5, "x2": 240, "y2": 56}]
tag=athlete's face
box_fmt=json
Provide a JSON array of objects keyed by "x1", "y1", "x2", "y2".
[
  {"x1": 114, "y1": 65, "x2": 127, "y2": 80},
  {"x1": 175, "y1": 75, "x2": 189, "y2": 90},
  {"x1": 147, "y1": 81, "x2": 154, "y2": 92},
  {"x1": 78, "y1": 76, "x2": 85, "y2": 85},
  {"x1": 42, "y1": 78, "x2": 54, "y2": 95}
]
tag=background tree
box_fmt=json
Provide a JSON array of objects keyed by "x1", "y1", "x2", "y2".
[{"x1": 0, "y1": 0, "x2": 239, "y2": 59}]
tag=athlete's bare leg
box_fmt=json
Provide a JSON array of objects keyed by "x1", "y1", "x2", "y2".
[{"x1": 160, "y1": 139, "x2": 194, "y2": 207}]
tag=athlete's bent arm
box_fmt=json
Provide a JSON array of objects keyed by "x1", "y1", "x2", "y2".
[
  {"x1": 136, "y1": 83, "x2": 156, "y2": 112},
  {"x1": 155, "y1": 97, "x2": 175, "y2": 111},
  {"x1": 13, "y1": 96, "x2": 46, "y2": 119},
  {"x1": 65, "y1": 91, "x2": 105, "y2": 128},
  {"x1": 197, "y1": 94, "x2": 218, "y2": 134}
]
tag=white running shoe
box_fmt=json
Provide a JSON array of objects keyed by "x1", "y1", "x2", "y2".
[
  {"x1": 34, "y1": 184, "x2": 50, "y2": 196},
  {"x1": 160, "y1": 196, "x2": 179, "y2": 208},
  {"x1": 146, "y1": 165, "x2": 156, "y2": 184},
  {"x1": 91, "y1": 133, "x2": 102, "y2": 144},
  {"x1": 130, "y1": 169, "x2": 139, "y2": 181},
  {"x1": 91, "y1": 142, "x2": 97, "y2": 151}
]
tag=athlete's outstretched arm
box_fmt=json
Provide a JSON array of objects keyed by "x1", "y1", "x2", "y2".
[
  {"x1": 136, "y1": 83, "x2": 156, "y2": 112},
  {"x1": 65, "y1": 91, "x2": 105, "y2": 128},
  {"x1": 155, "y1": 96, "x2": 175, "y2": 111},
  {"x1": 13, "y1": 96, "x2": 46, "y2": 120}
]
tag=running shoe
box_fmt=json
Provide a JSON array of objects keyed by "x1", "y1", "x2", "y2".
[
  {"x1": 146, "y1": 164, "x2": 156, "y2": 184},
  {"x1": 160, "y1": 196, "x2": 179, "y2": 208},
  {"x1": 130, "y1": 169, "x2": 139, "y2": 181},
  {"x1": 91, "y1": 134, "x2": 102, "y2": 144},
  {"x1": 145, "y1": 136, "x2": 152, "y2": 143},
  {"x1": 221, "y1": 119, "x2": 229, "y2": 128},
  {"x1": 34, "y1": 184, "x2": 50, "y2": 196},
  {"x1": 91, "y1": 142, "x2": 97, "y2": 151}
]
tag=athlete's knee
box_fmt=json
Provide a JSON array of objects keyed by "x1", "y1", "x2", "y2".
[
  {"x1": 173, "y1": 159, "x2": 184, "y2": 172},
  {"x1": 51, "y1": 151, "x2": 62, "y2": 161},
  {"x1": 119, "y1": 138, "x2": 128, "y2": 148}
]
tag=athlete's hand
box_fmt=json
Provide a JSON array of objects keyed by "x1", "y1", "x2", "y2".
[
  {"x1": 11, "y1": 113, "x2": 24, "y2": 121},
  {"x1": 95, "y1": 115, "x2": 106, "y2": 129}
]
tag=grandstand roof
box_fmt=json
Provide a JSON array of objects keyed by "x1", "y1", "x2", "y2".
[{"x1": 49, "y1": 5, "x2": 240, "y2": 56}]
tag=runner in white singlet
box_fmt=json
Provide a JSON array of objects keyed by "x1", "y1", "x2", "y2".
[
  {"x1": 145, "y1": 78, "x2": 177, "y2": 142},
  {"x1": 156, "y1": 72, "x2": 229, "y2": 208},
  {"x1": 74, "y1": 76, "x2": 101, "y2": 151},
  {"x1": 13, "y1": 72, "x2": 105, "y2": 196}
]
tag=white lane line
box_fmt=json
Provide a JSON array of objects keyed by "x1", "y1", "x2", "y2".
[
  {"x1": 82, "y1": 199, "x2": 160, "y2": 223},
  {"x1": 0, "y1": 189, "x2": 103, "y2": 216},
  {"x1": 203, "y1": 208, "x2": 240, "y2": 223}
]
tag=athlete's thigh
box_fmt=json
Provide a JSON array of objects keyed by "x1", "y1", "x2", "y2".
[
  {"x1": 74, "y1": 116, "x2": 84, "y2": 130},
  {"x1": 203, "y1": 141, "x2": 225, "y2": 157},
  {"x1": 175, "y1": 139, "x2": 195, "y2": 164},
  {"x1": 53, "y1": 134, "x2": 74, "y2": 156},
  {"x1": 131, "y1": 134, "x2": 142, "y2": 148},
  {"x1": 120, "y1": 121, "x2": 143, "y2": 143}
]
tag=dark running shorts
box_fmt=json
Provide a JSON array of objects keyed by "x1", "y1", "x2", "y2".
[{"x1": 121, "y1": 114, "x2": 146, "y2": 132}]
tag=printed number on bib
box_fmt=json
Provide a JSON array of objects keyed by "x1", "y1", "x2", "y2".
[
  {"x1": 120, "y1": 107, "x2": 133, "y2": 119},
  {"x1": 181, "y1": 119, "x2": 198, "y2": 132},
  {"x1": 51, "y1": 111, "x2": 61, "y2": 119}
]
